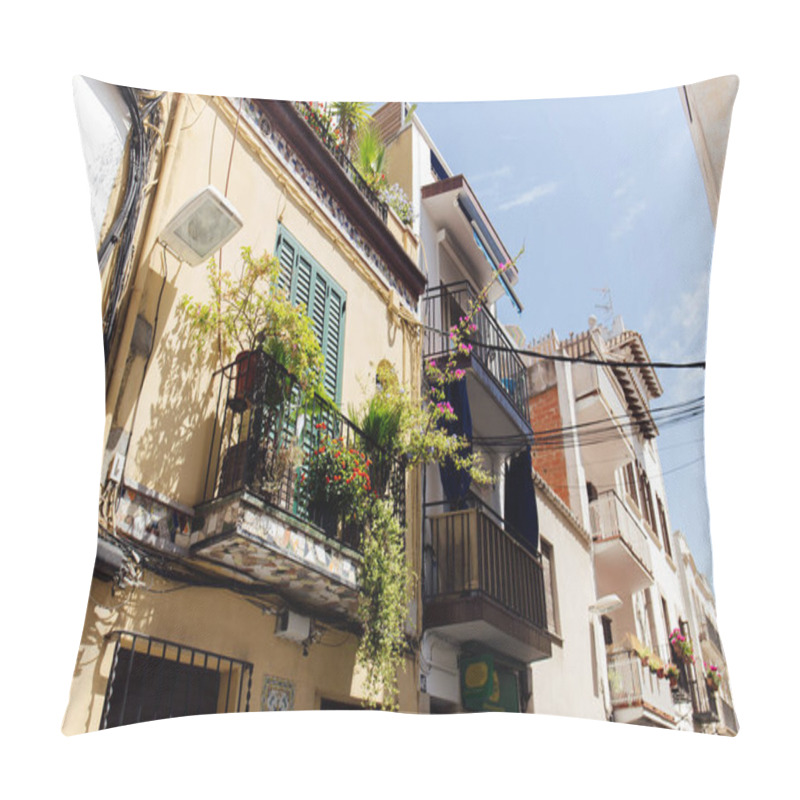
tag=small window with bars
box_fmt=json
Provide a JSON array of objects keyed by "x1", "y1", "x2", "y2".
[{"x1": 101, "y1": 631, "x2": 253, "y2": 729}]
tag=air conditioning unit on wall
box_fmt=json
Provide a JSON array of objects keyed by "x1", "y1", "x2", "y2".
[{"x1": 275, "y1": 610, "x2": 311, "y2": 643}]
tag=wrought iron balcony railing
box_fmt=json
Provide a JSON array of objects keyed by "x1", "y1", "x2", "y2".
[
  {"x1": 422, "y1": 281, "x2": 530, "y2": 425},
  {"x1": 424, "y1": 505, "x2": 547, "y2": 630},
  {"x1": 203, "y1": 351, "x2": 405, "y2": 552},
  {"x1": 293, "y1": 102, "x2": 389, "y2": 223}
]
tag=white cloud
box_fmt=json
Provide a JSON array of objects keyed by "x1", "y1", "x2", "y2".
[
  {"x1": 470, "y1": 165, "x2": 512, "y2": 183},
  {"x1": 613, "y1": 176, "x2": 635, "y2": 199},
  {"x1": 497, "y1": 181, "x2": 558, "y2": 211},
  {"x1": 610, "y1": 200, "x2": 646, "y2": 240}
]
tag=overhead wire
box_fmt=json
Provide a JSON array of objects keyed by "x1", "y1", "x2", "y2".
[{"x1": 422, "y1": 324, "x2": 707, "y2": 369}]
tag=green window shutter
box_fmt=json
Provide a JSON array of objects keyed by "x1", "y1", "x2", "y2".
[
  {"x1": 274, "y1": 227, "x2": 346, "y2": 404},
  {"x1": 275, "y1": 232, "x2": 295, "y2": 295}
]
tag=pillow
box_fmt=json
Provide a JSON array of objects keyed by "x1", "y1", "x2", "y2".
[{"x1": 64, "y1": 77, "x2": 737, "y2": 734}]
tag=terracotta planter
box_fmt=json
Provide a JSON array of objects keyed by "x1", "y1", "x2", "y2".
[
  {"x1": 230, "y1": 350, "x2": 263, "y2": 412},
  {"x1": 669, "y1": 676, "x2": 678, "y2": 689},
  {"x1": 706, "y1": 677, "x2": 719, "y2": 693},
  {"x1": 657, "y1": 668, "x2": 665, "y2": 679}
]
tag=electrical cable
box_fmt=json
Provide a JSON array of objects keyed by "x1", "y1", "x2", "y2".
[{"x1": 422, "y1": 323, "x2": 706, "y2": 369}]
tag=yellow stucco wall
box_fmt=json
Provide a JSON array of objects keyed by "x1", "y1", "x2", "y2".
[
  {"x1": 110, "y1": 95, "x2": 420, "y2": 508},
  {"x1": 63, "y1": 574, "x2": 419, "y2": 734},
  {"x1": 68, "y1": 94, "x2": 424, "y2": 733}
]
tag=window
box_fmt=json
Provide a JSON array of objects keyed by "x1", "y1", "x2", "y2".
[
  {"x1": 540, "y1": 539, "x2": 560, "y2": 635},
  {"x1": 101, "y1": 631, "x2": 253, "y2": 729},
  {"x1": 275, "y1": 226, "x2": 347, "y2": 403},
  {"x1": 657, "y1": 496, "x2": 672, "y2": 557},
  {"x1": 601, "y1": 615, "x2": 614, "y2": 646},
  {"x1": 623, "y1": 462, "x2": 638, "y2": 505},
  {"x1": 636, "y1": 463, "x2": 656, "y2": 531}
]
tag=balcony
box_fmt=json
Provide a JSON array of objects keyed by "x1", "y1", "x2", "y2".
[
  {"x1": 422, "y1": 282, "x2": 531, "y2": 446},
  {"x1": 607, "y1": 649, "x2": 678, "y2": 728},
  {"x1": 293, "y1": 102, "x2": 389, "y2": 223},
  {"x1": 589, "y1": 490, "x2": 654, "y2": 595},
  {"x1": 423, "y1": 505, "x2": 551, "y2": 663},
  {"x1": 191, "y1": 352, "x2": 405, "y2": 619}
]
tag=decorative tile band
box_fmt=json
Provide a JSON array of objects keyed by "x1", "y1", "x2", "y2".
[{"x1": 236, "y1": 98, "x2": 416, "y2": 310}]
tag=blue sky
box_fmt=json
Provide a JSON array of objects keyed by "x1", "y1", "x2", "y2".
[{"x1": 416, "y1": 88, "x2": 715, "y2": 584}]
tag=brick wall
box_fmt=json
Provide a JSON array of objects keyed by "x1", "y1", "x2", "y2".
[{"x1": 530, "y1": 385, "x2": 570, "y2": 508}]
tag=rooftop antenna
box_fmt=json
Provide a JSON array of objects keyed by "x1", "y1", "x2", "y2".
[{"x1": 593, "y1": 286, "x2": 615, "y2": 328}]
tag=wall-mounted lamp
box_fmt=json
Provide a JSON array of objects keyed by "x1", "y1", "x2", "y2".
[
  {"x1": 159, "y1": 185, "x2": 243, "y2": 266},
  {"x1": 589, "y1": 594, "x2": 623, "y2": 615}
]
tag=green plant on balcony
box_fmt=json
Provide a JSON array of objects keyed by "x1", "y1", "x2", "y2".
[
  {"x1": 704, "y1": 662, "x2": 722, "y2": 692},
  {"x1": 354, "y1": 122, "x2": 388, "y2": 192},
  {"x1": 669, "y1": 628, "x2": 694, "y2": 663},
  {"x1": 303, "y1": 426, "x2": 374, "y2": 529},
  {"x1": 356, "y1": 497, "x2": 412, "y2": 711},
  {"x1": 634, "y1": 644, "x2": 652, "y2": 667},
  {"x1": 379, "y1": 182, "x2": 414, "y2": 225},
  {"x1": 331, "y1": 101, "x2": 371, "y2": 159},
  {"x1": 178, "y1": 246, "x2": 325, "y2": 399},
  {"x1": 665, "y1": 662, "x2": 680, "y2": 688}
]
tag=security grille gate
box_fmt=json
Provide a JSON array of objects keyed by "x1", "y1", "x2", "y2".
[{"x1": 101, "y1": 631, "x2": 253, "y2": 729}]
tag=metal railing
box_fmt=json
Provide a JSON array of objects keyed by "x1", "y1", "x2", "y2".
[
  {"x1": 422, "y1": 282, "x2": 530, "y2": 424},
  {"x1": 607, "y1": 648, "x2": 676, "y2": 719},
  {"x1": 203, "y1": 351, "x2": 406, "y2": 552},
  {"x1": 293, "y1": 102, "x2": 389, "y2": 223},
  {"x1": 425, "y1": 506, "x2": 547, "y2": 630},
  {"x1": 589, "y1": 489, "x2": 654, "y2": 576},
  {"x1": 101, "y1": 631, "x2": 253, "y2": 729}
]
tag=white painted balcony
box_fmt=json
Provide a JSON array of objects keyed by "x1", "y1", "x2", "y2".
[{"x1": 589, "y1": 490, "x2": 654, "y2": 595}]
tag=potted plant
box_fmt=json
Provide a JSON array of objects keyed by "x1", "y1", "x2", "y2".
[
  {"x1": 669, "y1": 628, "x2": 694, "y2": 663},
  {"x1": 351, "y1": 362, "x2": 405, "y2": 497},
  {"x1": 179, "y1": 246, "x2": 326, "y2": 406},
  {"x1": 649, "y1": 655, "x2": 663, "y2": 677},
  {"x1": 302, "y1": 424, "x2": 373, "y2": 541},
  {"x1": 665, "y1": 663, "x2": 680, "y2": 689},
  {"x1": 705, "y1": 663, "x2": 722, "y2": 692}
]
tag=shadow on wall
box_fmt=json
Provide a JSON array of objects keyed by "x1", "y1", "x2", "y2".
[
  {"x1": 132, "y1": 272, "x2": 218, "y2": 506},
  {"x1": 66, "y1": 577, "x2": 159, "y2": 734}
]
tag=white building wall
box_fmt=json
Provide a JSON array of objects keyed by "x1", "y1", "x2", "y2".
[{"x1": 530, "y1": 487, "x2": 607, "y2": 721}]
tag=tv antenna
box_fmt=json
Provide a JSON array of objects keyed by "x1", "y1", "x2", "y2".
[{"x1": 593, "y1": 287, "x2": 614, "y2": 327}]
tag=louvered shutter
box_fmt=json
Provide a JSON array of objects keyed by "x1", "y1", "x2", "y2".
[
  {"x1": 323, "y1": 287, "x2": 344, "y2": 400},
  {"x1": 275, "y1": 233, "x2": 295, "y2": 295},
  {"x1": 274, "y1": 227, "x2": 346, "y2": 404}
]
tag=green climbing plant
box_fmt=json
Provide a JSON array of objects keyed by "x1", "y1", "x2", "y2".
[
  {"x1": 178, "y1": 246, "x2": 326, "y2": 398},
  {"x1": 356, "y1": 498, "x2": 412, "y2": 711}
]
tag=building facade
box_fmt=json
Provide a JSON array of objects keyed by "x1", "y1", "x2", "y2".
[
  {"x1": 65, "y1": 83, "x2": 426, "y2": 732},
  {"x1": 527, "y1": 318, "x2": 735, "y2": 732},
  {"x1": 376, "y1": 103, "x2": 552, "y2": 714}
]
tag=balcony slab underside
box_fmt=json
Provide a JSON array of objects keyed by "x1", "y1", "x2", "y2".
[
  {"x1": 424, "y1": 595, "x2": 552, "y2": 664},
  {"x1": 613, "y1": 702, "x2": 677, "y2": 729},
  {"x1": 593, "y1": 537, "x2": 654, "y2": 596},
  {"x1": 574, "y1": 391, "x2": 632, "y2": 471},
  {"x1": 466, "y1": 356, "x2": 533, "y2": 450},
  {"x1": 191, "y1": 491, "x2": 359, "y2": 617}
]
